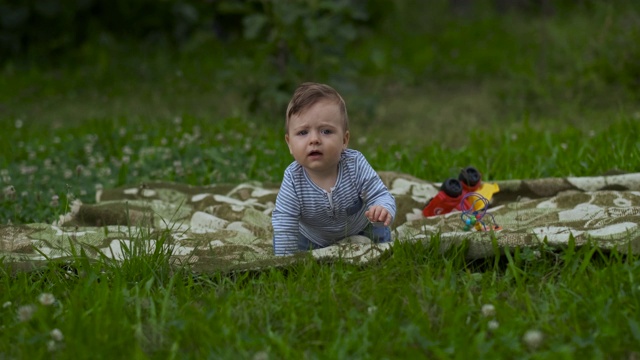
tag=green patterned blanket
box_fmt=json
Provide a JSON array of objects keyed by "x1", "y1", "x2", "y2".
[{"x1": 2, "y1": 172, "x2": 639, "y2": 273}]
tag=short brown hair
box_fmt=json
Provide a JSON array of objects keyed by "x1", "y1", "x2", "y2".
[{"x1": 285, "y1": 82, "x2": 349, "y2": 132}]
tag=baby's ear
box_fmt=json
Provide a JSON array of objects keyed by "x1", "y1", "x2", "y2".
[
  {"x1": 285, "y1": 134, "x2": 293, "y2": 154},
  {"x1": 343, "y1": 130, "x2": 350, "y2": 148}
]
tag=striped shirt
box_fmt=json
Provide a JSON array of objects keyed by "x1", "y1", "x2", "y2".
[{"x1": 272, "y1": 149, "x2": 396, "y2": 256}]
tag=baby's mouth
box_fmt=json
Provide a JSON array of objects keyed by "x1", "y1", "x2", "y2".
[{"x1": 308, "y1": 150, "x2": 322, "y2": 156}]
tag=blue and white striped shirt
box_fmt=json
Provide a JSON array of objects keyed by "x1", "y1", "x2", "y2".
[{"x1": 272, "y1": 149, "x2": 396, "y2": 256}]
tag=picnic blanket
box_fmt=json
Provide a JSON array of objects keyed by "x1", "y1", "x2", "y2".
[{"x1": 1, "y1": 172, "x2": 639, "y2": 273}]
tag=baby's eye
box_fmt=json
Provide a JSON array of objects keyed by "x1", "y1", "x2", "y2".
[
  {"x1": 297, "y1": 130, "x2": 308, "y2": 136},
  {"x1": 320, "y1": 129, "x2": 333, "y2": 135}
]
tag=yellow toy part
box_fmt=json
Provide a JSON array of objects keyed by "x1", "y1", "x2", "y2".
[{"x1": 468, "y1": 182, "x2": 500, "y2": 211}]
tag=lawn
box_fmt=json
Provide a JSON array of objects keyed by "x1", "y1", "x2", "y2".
[{"x1": 1, "y1": 2, "x2": 640, "y2": 358}]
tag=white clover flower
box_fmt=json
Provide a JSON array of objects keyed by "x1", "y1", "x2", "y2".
[
  {"x1": 523, "y1": 329, "x2": 544, "y2": 350},
  {"x1": 50, "y1": 195, "x2": 59, "y2": 207},
  {"x1": 38, "y1": 293, "x2": 56, "y2": 306},
  {"x1": 252, "y1": 350, "x2": 269, "y2": 360},
  {"x1": 50, "y1": 328, "x2": 64, "y2": 341},
  {"x1": 481, "y1": 304, "x2": 496, "y2": 317},
  {"x1": 2, "y1": 301, "x2": 11, "y2": 308},
  {"x1": 367, "y1": 306, "x2": 378, "y2": 315},
  {"x1": 3, "y1": 185, "x2": 16, "y2": 199},
  {"x1": 47, "y1": 340, "x2": 57, "y2": 352},
  {"x1": 488, "y1": 320, "x2": 499, "y2": 330},
  {"x1": 17, "y1": 304, "x2": 36, "y2": 322}
]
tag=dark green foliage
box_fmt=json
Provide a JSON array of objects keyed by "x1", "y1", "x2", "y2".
[
  {"x1": 4, "y1": 0, "x2": 638, "y2": 116},
  {"x1": 0, "y1": 0, "x2": 210, "y2": 60},
  {"x1": 0, "y1": 0, "x2": 387, "y2": 114},
  {"x1": 215, "y1": 0, "x2": 382, "y2": 114}
]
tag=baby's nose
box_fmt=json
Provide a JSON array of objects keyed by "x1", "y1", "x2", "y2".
[{"x1": 309, "y1": 131, "x2": 321, "y2": 143}]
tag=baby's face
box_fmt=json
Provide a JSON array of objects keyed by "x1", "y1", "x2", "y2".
[{"x1": 286, "y1": 99, "x2": 349, "y2": 177}]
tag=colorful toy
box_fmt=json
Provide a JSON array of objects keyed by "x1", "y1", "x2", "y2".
[
  {"x1": 422, "y1": 178, "x2": 470, "y2": 217},
  {"x1": 422, "y1": 166, "x2": 502, "y2": 232},
  {"x1": 458, "y1": 166, "x2": 500, "y2": 212},
  {"x1": 459, "y1": 191, "x2": 502, "y2": 231}
]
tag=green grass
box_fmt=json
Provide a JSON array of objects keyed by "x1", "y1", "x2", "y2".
[
  {"x1": 2, "y1": 237, "x2": 639, "y2": 358},
  {"x1": 1, "y1": 109, "x2": 638, "y2": 359},
  {"x1": 1, "y1": 113, "x2": 638, "y2": 224},
  {"x1": 2, "y1": 2, "x2": 640, "y2": 358}
]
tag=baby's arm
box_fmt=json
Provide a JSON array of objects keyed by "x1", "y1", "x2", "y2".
[
  {"x1": 272, "y1": 171, "x2": 301, "y2": 256},
  {"x1": 272, "y1": 210, "x2": 299, "y2": 255},
  {"x1": 356, "y1": 153, "x2": 397, "y2": 225}
]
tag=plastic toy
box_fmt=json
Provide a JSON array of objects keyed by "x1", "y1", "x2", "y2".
[
  {"x1": 458, "y1": 166, "x2": 500, "y2": 212},
  {"x1": 422, "y1": 166, "x2": 501, "y2": 231},
  {"x1": 459, "y1": 192, "x2": 502, "y2": 232},
  {"x1": 422, "y1": 178, "x2": 470, "y2": 217}
]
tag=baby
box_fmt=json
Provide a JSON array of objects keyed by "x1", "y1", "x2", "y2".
[{"x1": 272, "y1": 82, "x2": 396, "y2": 255}]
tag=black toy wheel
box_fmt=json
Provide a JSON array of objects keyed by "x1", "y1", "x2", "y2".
[
  {"x1": 441, "y1": 178, "x2": 462, "y2": 198},
  {"x1": 459, "y1": 166, "x2": 481, "y2": 187}
]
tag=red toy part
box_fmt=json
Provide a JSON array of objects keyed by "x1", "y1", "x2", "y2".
[
  {"x1": 459, "y1": 166, "x2": 482, "y2": 192},
  {"x1": 422, "y1": 178, "x2": 472, "y2": 217}
]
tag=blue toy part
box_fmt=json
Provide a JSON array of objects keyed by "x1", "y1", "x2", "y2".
[{"x1": 459, "y1": 192, "x2": 502, "y2": 232}]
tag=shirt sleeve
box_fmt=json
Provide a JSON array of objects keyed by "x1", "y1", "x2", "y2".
[
  {"x1": 272, "y1": 168, "x2": 301, "y2": 256},
  {"x1": 355, "y1": 152, "x2": 397, "y2": 223}
]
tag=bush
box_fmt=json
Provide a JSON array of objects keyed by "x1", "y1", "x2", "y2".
[{"x1": 0, "y1": 0, "x2": 209, "y2": 60}]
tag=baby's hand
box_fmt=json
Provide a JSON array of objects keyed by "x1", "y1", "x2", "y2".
[{"x1": 365, "y1": 205, "x2": 392, "y2": 226}]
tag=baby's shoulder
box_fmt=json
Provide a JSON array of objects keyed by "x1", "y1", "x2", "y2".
[
  {"x1": 341, "y1": 148, "x2": 365, "y2": 161},
  {"x1": 341, "y1": 149, "x2": 371, "y2": 168},
  {"x1": 285, "y1": 161, "x2": 303, "y2": 173},
  {"x1": 283, "y1": 161, "x2": 305, "y2": 180}
]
